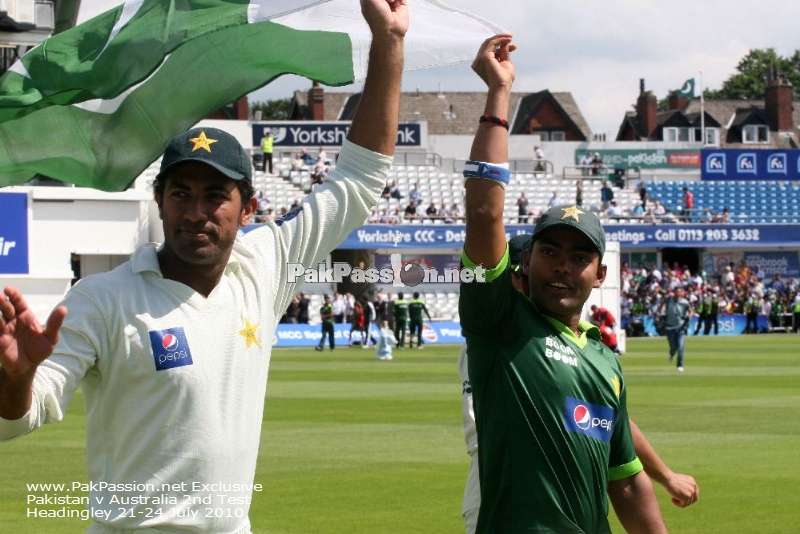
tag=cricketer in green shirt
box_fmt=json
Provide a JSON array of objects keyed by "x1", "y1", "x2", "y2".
[
  {"x1": 460, "y1": 212, "x2": 643, "y2": 533},
  {"x1": 408, "y1": 291, "x2": 432, "y2": 348},
  {"x1": 393, "y1": 294, "x2": 409, "y2": 348}
]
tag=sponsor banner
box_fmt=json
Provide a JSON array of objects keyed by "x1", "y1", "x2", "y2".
[
  {"x1": 575, "y1": 149, "x2": 701, "y2": 169},
  {"x1": 0, "y1": 193, "x2": 29, "y2": 274},
  {"x1": 702, "y1": 148, "x2": 800, "y2": 181},
  {"x1": 702, "y1": 251, "x2": 800, "y2": 280},
  {"x1": 742, "y1": 251, "x2": 800, "y2": 279},
  {"x1": 252, "y1": 122, "x2": 422, "y2": 148},
  {"x1": 274, "y1": 322, "x2": 464, "y2": 347},
  {"x1": 638, "y1": 315, "x2": 769, "y2": 336},
  {"x1": 332, "y1": 224, "x2": 800, "y2": 250}
]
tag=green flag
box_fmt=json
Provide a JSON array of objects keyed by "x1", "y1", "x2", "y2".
[
  {"x1": 677, "y1": 78, "x2": 695, "y2": 98},
  {"x1": 0, "y1": 0, "x2": 502, "y2": 191}
]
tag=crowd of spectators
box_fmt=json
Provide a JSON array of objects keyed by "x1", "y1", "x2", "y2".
[{"x1": 620, "y1": 259, "x2": 800, "y2": 336}]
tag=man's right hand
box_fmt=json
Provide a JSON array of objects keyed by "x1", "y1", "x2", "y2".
[{"x1": 0, "y1": 286, "x2": 66, "y2": 380}]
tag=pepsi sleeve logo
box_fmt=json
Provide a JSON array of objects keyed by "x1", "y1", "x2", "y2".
[
  {"x1": 563, "y1": 396, "x2": 616, "y2": 443},
  {"x1": 149, "y1": 327, "x2": 194, "y2": 371}
]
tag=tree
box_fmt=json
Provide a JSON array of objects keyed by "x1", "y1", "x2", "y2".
[
  {"x1": 705, "y1": 48, "x2": 800, "y2": 101},
  {"x1": 250, "y1": 98, "x2": 292, "y2": 120}
]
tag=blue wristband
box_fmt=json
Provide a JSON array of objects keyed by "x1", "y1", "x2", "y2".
[{"x1": 463, "y1": 160, "x2": 511, "y2": 188}]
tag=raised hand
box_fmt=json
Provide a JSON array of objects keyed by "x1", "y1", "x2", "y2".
[
  {"x1": 471, "y1": 34, "x2": 517, "y2": 90},
  {"x1": 0, "y1": 286, "x2": 66, "y2": 380},
  {"x1": 361, "y1": 0, "x2": 409, "y2": 39}
]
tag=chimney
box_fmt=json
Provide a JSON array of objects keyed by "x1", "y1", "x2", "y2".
[
  {"x1": 308, "y1": 81, "x2": 325, "y2": 121},
  {"x1": 668, "y1": 92, "x2": 688, "y2": 111},
  {"x1": 636, "y1": 80, "x2": 658, "y2": 138},
  {"x1": 765, "y1": 77, "x2": 793, "y2": 132}
]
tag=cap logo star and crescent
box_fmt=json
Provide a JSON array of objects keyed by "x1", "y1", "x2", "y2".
[
  {"x1": 188, "y1": 131, "x2": 218, "y2": 153},
  {"x1": 561, "y1": 205, "x2": 584, "y2": 222}
]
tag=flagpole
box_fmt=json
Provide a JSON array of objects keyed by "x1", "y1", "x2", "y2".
[{"x1": 700, "y1": 70, "x2": 705, "y2": 146}]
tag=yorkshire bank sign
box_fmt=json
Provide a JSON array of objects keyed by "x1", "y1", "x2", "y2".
[{"x1": 252, "y1": 121, "x2": 424, "y2": 148}]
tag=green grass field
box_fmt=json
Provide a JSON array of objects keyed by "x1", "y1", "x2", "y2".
[{"x1": 2, "y1": 335, "x2": 799, "y2": 533}]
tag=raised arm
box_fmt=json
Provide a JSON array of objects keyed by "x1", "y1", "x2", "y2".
[
  {"x1": 0, "y1": 286, "x2": 67, "y2": 420},
  {"x1": 631, "y1": 419, "x2": 699, "y2": 508},
  {"x1": 347, "y1": 0, "x2": 408, "y2": 156},
  {"x1": 463, "y1": 35, "x2": 516, "y2": 268}
]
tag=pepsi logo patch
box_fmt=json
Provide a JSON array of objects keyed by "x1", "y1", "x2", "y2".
[
  {"x1": 563, "y1": 396, "x2": 616, "y2": 443},
  {"x1": 148, "y1": 327, "x2": 194, "y2": 371}
]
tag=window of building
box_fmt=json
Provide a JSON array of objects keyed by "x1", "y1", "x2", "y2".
[
  {"x1": 693, "y1": 127, "x2": 720, "y2": 146},
  {"x1": 664, "y1": 127, "x2": 691, "y2": 142},
  {"x1": 538, "y1": 130, "x2": 566, "y2": 142},
  {"x1": 743, "y1": 125, "x2": 769, "y2": 144}
]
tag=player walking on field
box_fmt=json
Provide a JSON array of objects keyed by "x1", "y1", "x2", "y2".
[{"x1": 459, "y1": 34, "x2": 667, "y2": 532}]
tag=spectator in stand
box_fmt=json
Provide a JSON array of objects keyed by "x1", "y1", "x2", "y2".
[
  {"x1": 516, "y1": 192, "x2": 529, "y2": 223},
  {"x1": 290, "y1": 198, "x2": 301, "y2": 210},
  {"x1": 381, "y1": 180, "x2": 392, "y2": 199},
  {"x1": 409, "y1": 182, "x2": 423, "y2": 205},
  {"x1": 548, "y1": 190, "x2": 561, "y2": 209},
  {"x1": 605, "y1": 200, "x2": 622, "y2": 219},
  {"x1": 450, "y1": 202, "x2": 462, "y2": 223},
  {"x1": 600, "y1": 180, "x2": 614, "y2": 211},
  {"x1": 681, "y1": 187, "x2": 694, "y2": 222},
  {"x1": 404, "y1": 200, "x2": 419, "y2": 220},
  {"x1": 425, "y1": 200, "x2": 439, "y2": 221},
  {"x1": 317, "y1": 146, "x2": 328, "y2": 165},
  {"x1": 255, "y1": 191, "x2": 269, "y2": 223},
  {"x1": 313, "y1": 156, "x2": 327, "y2": 179},
  {"x1": 579, "y1": 152, "x2": 593, "y2": 177},
  {"x1": 378, "y1": 208, "x2": 393, "y2": 224},
  {"x1": 300, "y1": 148, "x2": 316, "y2": 166},
  {"x1": 310, "y1": 172, "x2": 324, "y2": 187},
  {"x1": 591, "y1": 152, "x2": 604, "y2": 176},
  {"x1": 291, "y1": 152, "x2": 306, "y2": 171},
  {"x1": 388, "y1": 179, "x2": 403, "y2": 200},
  {"x1": 638, "y1": 181, "x2": 648, "y2": 210},
  {"x1": 575, "y1": 179, "x2": 583, "y2": 207},
  {"x1": 439, "y1": 202, "x2": 453, "y2": 223},
  {"x1": 391, "y1": 206, "x2": 403, "y2": 222},
  {"x1": 718, "y1": 207, "x2": 731, "y2": 223},
  {"x1": 533, "y1": 145, "x2": 546, "y2": 174}
]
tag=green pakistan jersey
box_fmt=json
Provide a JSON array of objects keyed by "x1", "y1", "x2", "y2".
[
  {"x1": 460, "y1": 248, "x2": 642, "y2": 534},
  {"x1": 394, "y1": 299, "x2": 409, "y2": 321},
  {"x1": 408, "y1": 299, "x2": 428, "y2": 322}
]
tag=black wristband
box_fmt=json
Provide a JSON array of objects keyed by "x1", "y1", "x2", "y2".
[{"x1": 479, "y1": 115, "x2": 509, "y2": 130}]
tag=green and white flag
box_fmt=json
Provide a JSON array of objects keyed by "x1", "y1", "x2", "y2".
[
  {"x1": 0, "y1": 0, "x2": 502, "y2": 191},
  {"x1": 677, "y1": 78, "x2": 695, "y2": 98}
]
